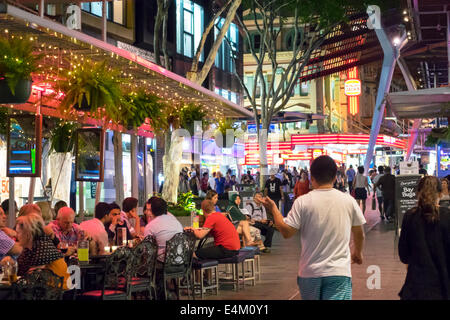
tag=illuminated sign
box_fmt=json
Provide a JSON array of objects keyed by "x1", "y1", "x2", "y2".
[
  {"x1": 344, "y1": 79, "x2": 361, "y2": 96},
  {"x1": 345, "y1": 67, "x2": 360, "y2": 116},
  {"x1": 291, "y1": 134, "x2": 407, "y2": 150},
  {"x1": 312, "y1": 149, "x2": 323, "y2": 159}
]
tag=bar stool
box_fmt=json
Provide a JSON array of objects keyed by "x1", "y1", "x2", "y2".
[
  {"x1": 191, "y1": 259, "x2": 219, "y2": 299},
  {"x1": 217, "y1": 250, "x2": 255, "y2": 291}
]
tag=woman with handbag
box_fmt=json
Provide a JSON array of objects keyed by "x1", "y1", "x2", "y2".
[{"x1": 226, "y1": 194, "x2": 260, "y2": 248}]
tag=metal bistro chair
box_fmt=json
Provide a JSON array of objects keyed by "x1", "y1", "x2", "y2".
[
  {"x1": 12, "y1": 268, "x2": 65, "y2": 300},
  {"x1": 162, "y1": 232, "x2": 196, "y2": 300},
  {"x1": 127, "y1": 236, "x2": 158, "y2": 300},
  {"x1": 80, "y1": 247, "x2": 132, "y2": 300}
]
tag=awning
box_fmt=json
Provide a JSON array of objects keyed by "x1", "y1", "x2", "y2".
[
  {"x1": 0, "y1": 3, "x2": 253, "y2": 124},
  {"x1": 387, "y1": 87, "x2": 450, "y2": 119}
]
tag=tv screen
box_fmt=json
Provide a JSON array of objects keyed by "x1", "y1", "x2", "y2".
[
  {"x1": 7, "y1": 114, "x2": 42, "y2": 177},
  {"x1": 75, "y1": 128, "x2": 104, "y2": 182}
]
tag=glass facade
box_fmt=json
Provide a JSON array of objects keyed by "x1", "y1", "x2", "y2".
[
  {"x1": 215, "y1": 19, "x2": 239, "y2": 72},
  {"x1": 81, "y1": 1, "x2": 125, "y2": 25},
  {"x1": 176, "y1": 0, "x2": 204, "y2": 60}
]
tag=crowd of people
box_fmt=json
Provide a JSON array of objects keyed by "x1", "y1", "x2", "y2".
[{"x1": 1, "y1": 155, "x2": 449, "y2": 301}]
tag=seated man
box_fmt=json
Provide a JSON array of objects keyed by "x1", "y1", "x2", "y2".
[
  {"x1": 185, "y1": 200, "x2": 240, "y2": 260},
  {"x1": 53, "y1": 200, "x2": 68, "y2": 219},
  {"x1": 48, "y1": 207, "x2": 85, "y2": 257},
  {"x1": 105, "y1": 202, "x2": 133, "y2": 245},
  {"x1": 248, "y1": 192, "x2": 275, "y2": 253},
  {"x1": 80, "y1": 203, "x2": 112, "y2": 255},
  {"x1": 121, "y1": 197, "x2": 141, "y2": 239},
  {"x1": 0, "y1": 207, "x2": 22, "y2": 267},
  {"x1": 143, "y1": 197, "x2": 183, "y2": 263},
  {"x1": 144, "y1": 197, "x2": 183, "y2": 300}
]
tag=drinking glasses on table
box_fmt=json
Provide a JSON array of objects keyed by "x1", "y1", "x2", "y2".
[
  {"x1": 4, "y1": 260, "x2": 18, "y2": 284},
  {"x1": 59, "y1": 241, "x2": 69, "y2": 255}
]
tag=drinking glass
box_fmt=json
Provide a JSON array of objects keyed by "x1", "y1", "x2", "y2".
[
  {"x1": 5, "y1": 260, "x2": 18, "y2": 284},
  {"x1": 59, "y1": 241, "x2": 69, "y2": 255},
  {"x1": 77, "y1": 239, "x2": 89, "y2": 264}
]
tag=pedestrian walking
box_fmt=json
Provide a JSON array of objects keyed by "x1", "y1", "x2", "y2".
[
  {"x1": 264, "y1": 169, "x2": 284, "y2": 211},
  {"x1": 346, "y1": 165, "x2": 356, "y2": 195},
  {"x1": 353, "y1": 166, "x2": 370, "y2": 215},
  {"x1": 398, "y1": 176, "x2": 450, "y2": 300},
  {"x1": 372, "y1": 166, "x2": 385, "y2": 219},
  {"x1": 259, "y1": 155, "x2": 366, "y2": 300},
  {"x1": 373, "y1": 166, "x2": 395, "y2": 222}
]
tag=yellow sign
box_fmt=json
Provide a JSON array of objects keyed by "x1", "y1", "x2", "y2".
[{"x1": 344, "y1": 79, "x2": 361, "y2": 96}]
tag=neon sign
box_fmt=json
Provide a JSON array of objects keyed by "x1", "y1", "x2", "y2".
[{"x1": 345, "y1": 67, "x2": 360, "y2": 116}]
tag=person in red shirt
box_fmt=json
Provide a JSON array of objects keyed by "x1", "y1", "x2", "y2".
[
  {"x1": 294, "y1": 170, "x2": 311, "y2": 199},
  {"x1": 185, "y1": 200, "x2": 240, "y2": 260}
]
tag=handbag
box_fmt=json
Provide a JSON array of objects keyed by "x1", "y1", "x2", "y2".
[{"x1": 372, "y1": 194, "x2": 376, "y2": 210}]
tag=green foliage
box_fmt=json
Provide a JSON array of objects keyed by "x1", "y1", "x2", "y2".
[
  {"x1": 179, "y1": 103, "x2": 206, "y2": 135},
  {"x1": 0, "y1": 106, "x2": 8, "y2": 138},
  {"x1": 241, "y1": 0, "x2": 397, "y2": 28},
  {"x1": 49, "y1": 120, "x2": 79, "y2": 153},
  {"x1": 215, "y1": 118, "x2": 237, "y2": 136},
  {"x1": 123, "y1": 90, "x2": 168, "y2": 133},
  {"x1": 0, "y1": 36, "x2": 42, "y2": 94},
  {"x1": 57, "y1": 60, "x2": 129, "y2": 122},
  {"x1": 425, "y1": 127, "x2": 450, "y2": 147},
  {"x1": 176, "y1": 191, "x2": 198, "y2": 212}
]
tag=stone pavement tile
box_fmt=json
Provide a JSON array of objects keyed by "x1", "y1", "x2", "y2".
[{"x1": 201, "y1": 194, "x2": 406, "y2": 301}]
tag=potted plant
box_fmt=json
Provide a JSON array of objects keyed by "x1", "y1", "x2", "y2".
[
  {"x1": 0, "y1": 36, "x2": 42, "y2": 103},
  {"x1": 425, "y1": 127, "x2": 450, "y2": 147},
  {"x1": 122, "y1": 90, "x2": 167, "y2": 131},
  {"x1": 179, "y1": 103, "x2": 207, "y2": 136},
  {"x1": 56, "y1": 60, "x2": 129, "y2": 122},
  {"x1": 214, "y1": 118, "x2": 237, "y2": 148}
]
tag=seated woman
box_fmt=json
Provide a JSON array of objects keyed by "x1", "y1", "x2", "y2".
[
  {"x1": 205, "y1": 190, "x2": 221, "y2": 213},
  {"x1": 15, "y1": 212, "x2": 70, "y2": 289},
  {"x1": 226, "y1": 194, "x2": 261, "y2": 248}
]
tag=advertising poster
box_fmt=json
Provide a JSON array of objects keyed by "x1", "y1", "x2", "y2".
[{"x1": 395, "y1": 174, "x2": 422, "y2": 235}]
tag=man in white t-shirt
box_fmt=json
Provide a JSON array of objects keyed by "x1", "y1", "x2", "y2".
[
  {"x1": 208, "y1": 172, "x2": 217, "y2": 191},
  {"x1": 259, "y1": 155, "x2": 366, "y2": 300}
]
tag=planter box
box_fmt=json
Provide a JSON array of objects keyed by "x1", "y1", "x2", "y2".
[
  {"x1": 0, "y1": 79, "x2": 32, "y2": 104},
  {"x1": 176, "y1": 216, "x2": 192, "y2": 227}
]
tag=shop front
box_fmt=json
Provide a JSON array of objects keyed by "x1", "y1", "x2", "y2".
[{"x1": 243, "y1": 133, "x2": 407, "y2": 171}]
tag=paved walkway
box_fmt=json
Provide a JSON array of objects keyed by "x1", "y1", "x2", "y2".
[{"x1": 202, "y1": 194, "x2": 407, "y2": 300}]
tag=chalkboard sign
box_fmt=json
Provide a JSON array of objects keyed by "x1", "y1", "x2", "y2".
[
  {"x1": 75, "y1": 128, "x2": 104, "y2": 182},
  {"x1": 395, "y1": 174, "x2": 422, "y2": 235},
  {"x1": 6, "y1": 114, "x2": 42, "y2": 177}
]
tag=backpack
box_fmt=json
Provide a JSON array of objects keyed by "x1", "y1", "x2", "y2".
[{"x1": 200, "y1": 177, "x2": 208, "y2": 192}]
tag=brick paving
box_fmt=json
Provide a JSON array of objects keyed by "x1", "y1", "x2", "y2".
[{"x1": 201, "y1": 194, "x2": 407, "y2": 300}]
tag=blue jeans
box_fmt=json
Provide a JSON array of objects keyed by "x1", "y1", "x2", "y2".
[{"x1": 297, "y1": 276, "x2": 352, "y2": 300}]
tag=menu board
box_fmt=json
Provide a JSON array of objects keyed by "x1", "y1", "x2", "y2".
[
  {"x1": 395, "y1": 174, "x2": 422, "y2": 235},
  {"x1": 75, "y1": 128, "x2": 104, "y2": 182},
  {"x1": 7, "y1": 114, "x2": 42, "y2": 177}
]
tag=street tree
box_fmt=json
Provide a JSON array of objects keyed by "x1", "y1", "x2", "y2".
[{"x1": 227, "y1": 0, "x2": 392, "y2": 188}]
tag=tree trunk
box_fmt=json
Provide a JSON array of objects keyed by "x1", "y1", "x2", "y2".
[
  {"x1": 154, "y1": 0, "x2": 164, "y2": 66},
  {"x1": 130, "y1": 132, "x2": 139, "y2": 199},
  {"x1": 258, "y1": 123, "x2": 269, "y2": 190},
  {"x1": 49, "y1": 152, "x2": 72, "y2": 204},
  {"x1": 113, "y1": 132, "x2": 124, "y2": 206},
  {"x1": 161, "y1": 135, "x2": 184, "y2": 204},
  {"x1": 186, "y1": 0, "x2": 241, "y2": 85}
]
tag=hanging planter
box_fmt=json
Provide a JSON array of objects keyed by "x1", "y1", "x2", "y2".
[
  {"x1": 0, "y1": 36, "x2": 42, "y2": 104},
  {"x1": 425, "y1": 127, "x2": 450, "y2": 147},
  {"x1": 214, "y1": 118, "x2": 236, "y2": 148},
  {"x1": 0, "y1": 78, "x2": 33, "y2": 104},
  {"x1": 56, "y1": 60, "x2": 129, "y2": 122}
]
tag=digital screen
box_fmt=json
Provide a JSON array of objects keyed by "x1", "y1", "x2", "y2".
[
  {"x1": 7, "y1": 115, "x2": 42, "y2": 177},
  {"x1": 75, "y1": 128, "x2": 104, "y2": 182}
]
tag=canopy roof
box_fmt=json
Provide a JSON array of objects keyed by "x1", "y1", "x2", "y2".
[
  {"x1": 0, "y1": 3, "x2": 253, "y2": 131},
  {"x1": 387, "y1": 86, "x2": 450, "y2": 119}
]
